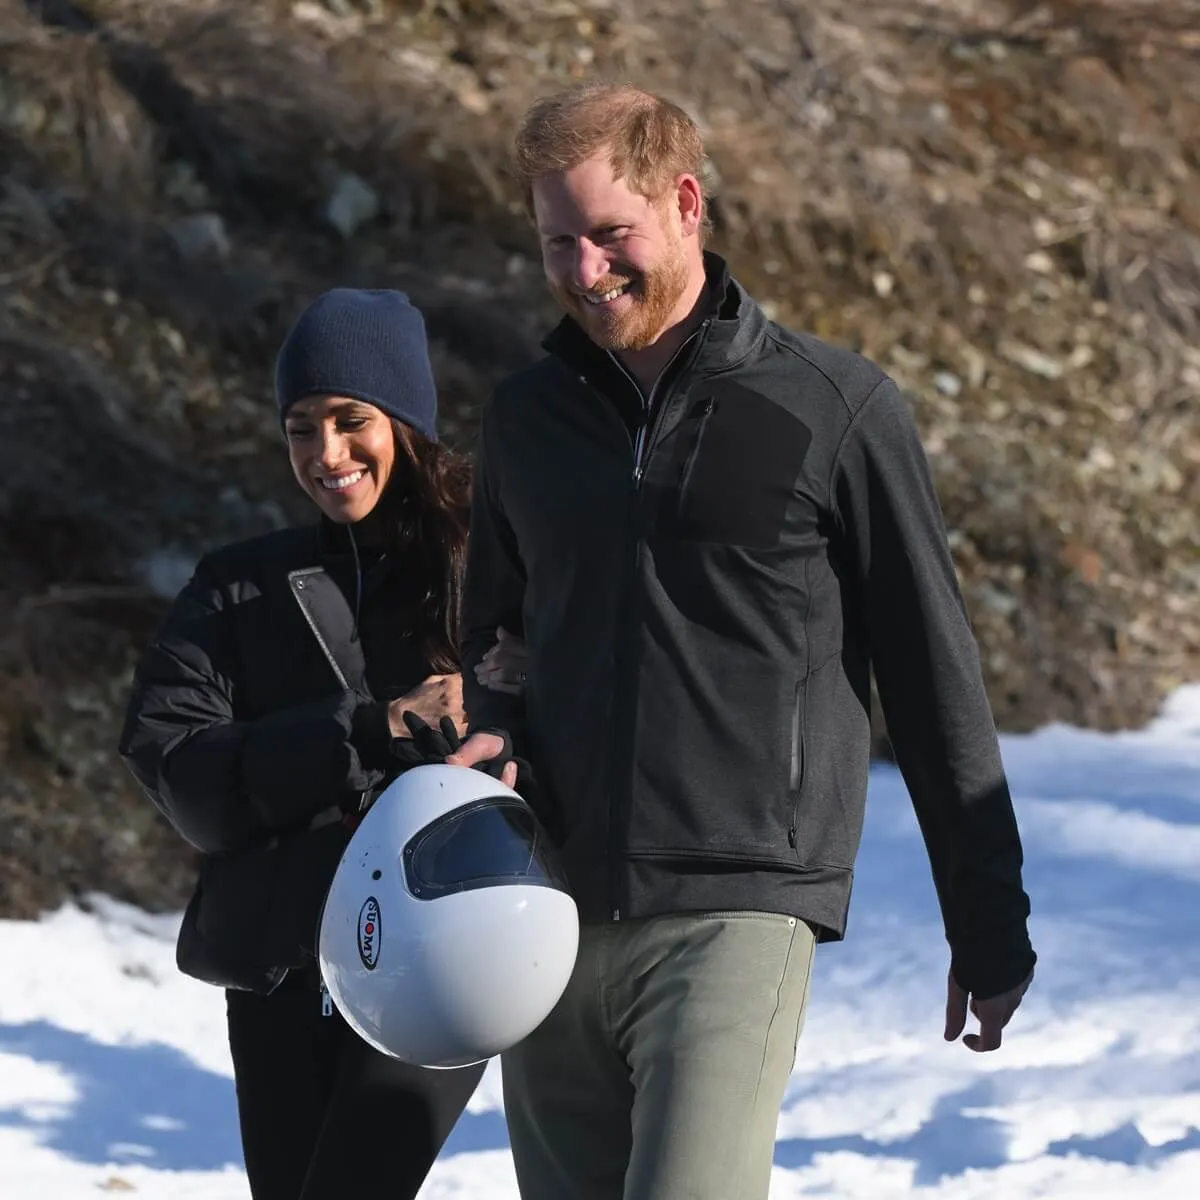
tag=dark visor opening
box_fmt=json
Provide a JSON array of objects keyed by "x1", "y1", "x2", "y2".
[{"x1": 403, "y1": 798, "x2": 569, "y2": 900}]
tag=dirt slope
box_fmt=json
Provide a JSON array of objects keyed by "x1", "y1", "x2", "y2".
[{"x1": 0, "y1": 0, "x2": 1196, "y2": 916}]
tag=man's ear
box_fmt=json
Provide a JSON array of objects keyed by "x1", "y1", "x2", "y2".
[{"x1": 675, "y1": 173, "x2": 704, "y2": 237}]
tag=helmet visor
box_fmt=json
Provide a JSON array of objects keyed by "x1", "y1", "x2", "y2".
[{"x1": 404, "y1": 798, "x2": 569, "y2": 900}]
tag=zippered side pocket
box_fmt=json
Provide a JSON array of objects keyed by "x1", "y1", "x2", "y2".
[{"x1": 787, "y1": 678, "x2": 807, "y2": 849}]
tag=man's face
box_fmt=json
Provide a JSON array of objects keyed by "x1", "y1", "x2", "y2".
[{"x1": 532, "y1": 153, "x2": 692, "y2": 352}]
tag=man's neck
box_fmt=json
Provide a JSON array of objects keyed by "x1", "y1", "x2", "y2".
[{"x1": 616, "y1": 271, "x2": 710, "y2": 394}]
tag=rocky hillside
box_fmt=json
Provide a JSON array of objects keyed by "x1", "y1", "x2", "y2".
[{"x1": 1, "y1": 0, "x2": 1197, "y2": 918}]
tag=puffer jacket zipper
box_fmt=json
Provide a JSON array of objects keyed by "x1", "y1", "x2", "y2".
[
  {"x1": 288, "y1": 569, "x2": 350, "y2": 689},
  {"x1": 288, "y1": 567, "x2": 371, "y2": 815}
]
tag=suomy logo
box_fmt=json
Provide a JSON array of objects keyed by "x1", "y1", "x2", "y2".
[{"x1": 358, "y1": 896, "x2": 381, "y2": 970}]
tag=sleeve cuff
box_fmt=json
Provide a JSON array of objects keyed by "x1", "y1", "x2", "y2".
[
  {"x1": 951, "y1": 941, "x2": 1037, "y2": 1000},
  {"x1": 350, "y1": 701, "x2": 393, "y2": 772},
  {"x1": 467, "y1": 720, "x2": 528, "y2": 759}
]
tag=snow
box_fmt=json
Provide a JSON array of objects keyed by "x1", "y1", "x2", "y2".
[{"x1": 2, "y1": 685, "x2": 1198, "y2": 1198}]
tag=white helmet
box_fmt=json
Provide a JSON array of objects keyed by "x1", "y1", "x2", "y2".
[{"x1": 317, "y1": 763, "x2": 578, "y2": 1069}]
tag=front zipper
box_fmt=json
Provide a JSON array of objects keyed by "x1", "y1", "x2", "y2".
[
  {"x1": 576, "y1": 370, "x2": 639, "y2": 923},
  {"x1": 636, "y1": 321, "x2": 711, "y2": 489},
  {"x1": 585, "y1": 321, "x2": 712, "y2": 921},
  {"x1": 787, "y1": 678, "x2": 807, "y2": 849},
  {"x1": 579, "y1": 321, "x2": 718, "y2": 921},
  {"x1": 606, "y1": 353, "x2": 649, "y2": 481},
  {"x1": 616, "y1": 319, "x2": 712, "y2": 488},
  {"x1": 611, "y1": 484, "x2": 641, "y2": 923}
]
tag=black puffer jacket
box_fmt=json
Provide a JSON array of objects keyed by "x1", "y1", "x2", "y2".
[{"x1": 119, "y1": 520, "x2": 434, "y2": 993}]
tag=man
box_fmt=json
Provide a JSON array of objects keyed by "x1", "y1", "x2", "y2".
[{"x1": 452, "y1": 82, "x2": 1036, "y2": 1200}]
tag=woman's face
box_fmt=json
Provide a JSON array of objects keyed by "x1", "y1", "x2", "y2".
[{"x1": 284, "y1": 396, "x2": 397, "y2": 524}]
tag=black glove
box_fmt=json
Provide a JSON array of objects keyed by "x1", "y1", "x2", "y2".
[
  {"x1": 390, "y1": 714, "x2": 547, "y2": 820},
  {"x1": 390, "y1": 712, "x2": 513, "y2": 781}
]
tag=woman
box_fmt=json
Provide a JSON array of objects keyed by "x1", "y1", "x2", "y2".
[{"x1": 118, "y1": 288, "x2": 524, "y2": 1200}]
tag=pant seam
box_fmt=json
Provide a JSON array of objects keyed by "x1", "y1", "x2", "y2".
[
  {"x1": 787, "y1": 929, "x2": 817, "y2": 1073},
  {"x1": 732, "y1": 917, "x2": 800, "y2": 1200},
  {"x1": 597, "y1": 925, "x2": 624, "y2": 1060}
]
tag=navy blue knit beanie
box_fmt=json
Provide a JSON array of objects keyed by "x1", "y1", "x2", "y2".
[{"x1": 274, "y1": 288, "x2": 439, "y2": 442}]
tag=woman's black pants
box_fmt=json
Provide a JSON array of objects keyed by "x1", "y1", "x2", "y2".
[{"x1": 226, "y1": 970, "x2": 485, "y2": 1199}]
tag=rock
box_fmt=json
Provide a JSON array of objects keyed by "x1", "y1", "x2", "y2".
[
  {"x1": 456, "y1": 84, "x2": 491, "y2": 115},
  {"x1": 157, "y1": 322, "x2": 186, "y2": 357},
  {"x1": 977, "y1": 582, "x2": 1020, "y2": 618},
  {"x1": 135, "y1": 548, "x2": 199, "y2": 600},
  {"x1": 1066, "y1": 344, "x2": 1095, "y2": 371},
  {"x1": 324, "y1": 172, "x2": 381, "y2": 239},
  {"x1": 1001, "y1": 341, "x2": 1065, "y2": 380},
  {"x1": 1060, "y1": 542, "x2": 1104, "y2": 585},
  {"x1": 861, "y1": 146, "x2": 913, "y2": 187},
  {"x1": 167, "y1": 213, "x2": 230, "y2": 262},
  {"x1": 961, "y1": 345, "x2": 988, "y2": 389},
  {"x1": 0, "y1": 95, "x2": 47, "y2": 137},
  {"x1": 162, "y1": 161, "x2": 212, "y2": 210},
  {"x1": 890, "y1": 346, "x2": 930, "y2": 372},
  {"x1": 934, "y1": 371, "x2": 963, "y2": 397}
]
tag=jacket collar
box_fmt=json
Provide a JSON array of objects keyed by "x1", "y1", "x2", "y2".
[
  {"x1": 316, "y1": 515, "x2": 347, "y2": 557},
  {"x1": 541, "y1": 251, "x2": 769, "y2": 382}
]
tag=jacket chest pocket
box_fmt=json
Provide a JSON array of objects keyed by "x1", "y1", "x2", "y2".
[{"x1": 657, "y1": 382, "x2": 813, "y2": 549}]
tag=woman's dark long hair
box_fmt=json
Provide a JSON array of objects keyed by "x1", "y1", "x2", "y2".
[{"x1": 374, "y1": 419, "x2": 471, "y2": 673}]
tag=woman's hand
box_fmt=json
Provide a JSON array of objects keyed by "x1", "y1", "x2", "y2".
[
  {"x1": 388, "y1": 673, "x2": 465, "y2": 738},
  {"x1": 474, "y1": 627, "x2": 529, "y2": 695}
]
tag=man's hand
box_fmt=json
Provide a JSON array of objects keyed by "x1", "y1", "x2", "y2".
[
  {"x1": 473, "y1": 627, "x2": 529, "y2": 695},
  {"x1": 446, "y1": 730, "x2": 516, "y2": 789},
  {"x1": 944, "y1": 966, "x2": 1034, "y2": 1052},
  {"x1": 387, "y1": 673, "x2": 465, "y2": 739},
  {"x1": 393, "y1": 714, "x2": 518, "y2": 789}
]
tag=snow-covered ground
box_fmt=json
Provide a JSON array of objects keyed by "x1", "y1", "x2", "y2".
[{"x1": 3, "y1": 686, "x2": 1198, "y2": 1198}]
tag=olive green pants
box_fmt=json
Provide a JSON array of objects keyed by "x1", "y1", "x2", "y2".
[{"x1": 501, "y1": 911, "x2": 817, "y2": 1200}]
